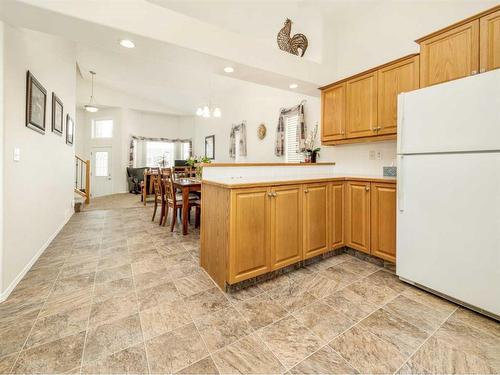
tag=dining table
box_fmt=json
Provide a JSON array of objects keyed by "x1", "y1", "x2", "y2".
[{"x1": 172, "y1": 177, "x2": 202, "y2": 235}]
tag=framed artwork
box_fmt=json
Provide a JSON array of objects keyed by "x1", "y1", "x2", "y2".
[
  {"x1": 51, "y1": 93, "x2": 64, "y2": 135},
  {"x1": 66, "y1": 114, "x2": 74, "y2": 145},
  {"x1": 26, "y1": 71, "x2": 47, "y2": 134},
  {"x1": 205, "y1": 135, "x2": 215, "y2": 160}
]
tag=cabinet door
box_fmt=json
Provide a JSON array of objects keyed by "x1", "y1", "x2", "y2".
[
  {"x1": 321, "y1": 83, "x2": 346, "y2": 142},
  {"x1": 303, "y1": 183, "x2": 329, "y2": 259},
  {"x1": 270, "y1": 185, "x2": 302, "y2": 270},
  {"x1": 229, "y1": 188, "x2": 270, "y2": 283},
  {"x1": 370, "y1": 183, "x2": 397, "y2": 263},
  {"x1": 346, "y1": 71, "x2": 378, "y2": 138},
  {"x1": 330, "y1": 182, "x2": 345, "y2": 249},
  {"x1": 480, "y1": 9, "x2": 500, "y2": 73},
  {"x1": 377, "y1": 56, "x2": 420, "y2": 135},
  {"x1": 345, "y1": 181, "x2": 371, "y2": 254},
  {"x1": 420, "y1": 20, "x2": 479, "y2": 87}
]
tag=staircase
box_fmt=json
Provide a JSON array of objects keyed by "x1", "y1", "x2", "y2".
[{"x1": 75, "y1": 155, "x2": 90, "y2": 204}]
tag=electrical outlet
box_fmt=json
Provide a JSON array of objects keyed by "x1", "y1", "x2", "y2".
[
  {"x1": 376, "y1": 151, "x2": 382, "y2": 160},
  {"x1": 369, "y1": 150, "x2": 376, "y2": 160}
]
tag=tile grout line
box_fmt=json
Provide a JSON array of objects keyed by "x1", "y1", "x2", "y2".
[
  {"x1": 78, "y1": 236, "x2": 102, "y2": 374},
  {"x1": 392, "y1": 306, "x2": 459, "y2": 375},
  {"x1": 127, "y1": 237, "x2": 152, "y2": 375}
]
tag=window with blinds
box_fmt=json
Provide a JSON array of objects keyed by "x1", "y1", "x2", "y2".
[{"x1": 285, "y1": 114, "x2": 304, "y2": 163}]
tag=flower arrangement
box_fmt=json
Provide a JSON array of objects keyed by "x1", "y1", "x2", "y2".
[{"x1": 304, "y1": 122, "x2": 320, "y2": 163}]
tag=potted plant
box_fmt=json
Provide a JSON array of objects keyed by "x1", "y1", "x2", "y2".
[
  {"x1": 186, "y1": 156, "x2": 211, "y2": 178},
  {"x1": 304, "y1": 122, "x2": 320, "y2": 163}
]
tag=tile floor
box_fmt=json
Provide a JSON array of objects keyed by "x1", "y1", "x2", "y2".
[{"x1": 0, "y1": 193, "x2": 499, "y2": 374}]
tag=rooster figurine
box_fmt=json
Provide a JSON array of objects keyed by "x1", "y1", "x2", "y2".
[{"x1": 277, "y1": 18, "x2": 308, "y2": 57}]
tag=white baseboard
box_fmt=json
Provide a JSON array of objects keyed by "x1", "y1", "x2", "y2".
[{"x1": 0, "y1": 213, "x2": 73, "y2": 303}]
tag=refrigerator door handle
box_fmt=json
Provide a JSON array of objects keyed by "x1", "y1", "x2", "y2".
[
  {"x1": 397, "y1": 94, "x2": 405, "y2": 155},
  {"x1": 397, "y1": 155, "x2": 405, "y2": 212}
]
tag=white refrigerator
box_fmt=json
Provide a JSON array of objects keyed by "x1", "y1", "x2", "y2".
[{"x1": 397, "y1": 69, "x2": 500, "y2": 319}]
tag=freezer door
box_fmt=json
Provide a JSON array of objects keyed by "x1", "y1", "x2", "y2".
[
  {"x1": 397, "y1": 152, "x2": 500, "y2": 316},
  {"x1": 398, "y1": 69, "x2": 500, "y2": 155}
]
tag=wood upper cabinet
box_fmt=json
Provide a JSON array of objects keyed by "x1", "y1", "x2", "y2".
[
  {"x1": 419, "y1": 20, "x2": 479, "y2": 87},
  {"x1": 321, "y1": 83, "x2": 346, "y2": 141},
  {"x1": 345, "y1": 181, "x2": 371, "y2": 254},
  {"x1": 229, "y1": 187, "x2": 270, "y2": 283},
  {"x1": 346, "y1": 72, "x2": 378, "y2": 138},
  {"x1": 370, "y1": 183, "x2": 397, "y2": 263},
  {"x1": 480, "y1": 9, "x2": 500, "y2": 72},
  {"x1": 303, "y1": 183, "x2": 329, "y2": 259},
  {"x1": 329, "y1": 182, "x2": 344, "y2": 249},
  {"x1": 270, "y1": 185, "x2": 302, "y2": 270},
  {"x1": 377, "y1": 56, "x2": 420, "y2": 135}
]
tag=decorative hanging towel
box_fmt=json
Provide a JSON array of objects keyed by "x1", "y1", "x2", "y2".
[
  {"x1": 229, "y1": 122, "x2": 247, "y2": 159},
  {"x1": 275, "y1": 112, "x2": 285, "y2": 156}
]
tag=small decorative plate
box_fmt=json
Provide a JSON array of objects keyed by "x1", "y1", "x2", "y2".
[{"x1": 257, "y1": 123, "x2": 267, "y2": 140}]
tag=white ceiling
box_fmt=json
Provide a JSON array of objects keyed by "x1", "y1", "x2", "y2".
[{"x1": 0, "y1": 0, "x2": 368, "y2": 115}]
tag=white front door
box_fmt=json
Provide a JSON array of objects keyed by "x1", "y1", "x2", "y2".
[{"x1": 91, "y1": 147, "x2": 113, "y2": 197}]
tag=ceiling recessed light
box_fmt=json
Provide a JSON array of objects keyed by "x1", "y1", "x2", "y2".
[
  {"x1": 224, "y1": 66, "x2": 234, "y2": 73},
  {"x1": 119, "y1": 39, "x2": 135, "y2": 49},
  {"x1": 289, "y1": 83, "x2": 298, "y2": 89}
]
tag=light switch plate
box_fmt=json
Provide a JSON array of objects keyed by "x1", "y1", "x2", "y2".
[{"x1": 13, "y1": 147, "x2": 20, "y2": 162}]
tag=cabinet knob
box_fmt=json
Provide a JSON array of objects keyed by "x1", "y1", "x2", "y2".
[
  {"x1": 273, "y1": 192, "x2": 277, "y2": 197},
  {"x1": 304, "y1": 189, "x2": 309, "y2": 194},
  {"x1": 471, "y1": 70, "x2": 477, "y2": 75},
  {"x1": 365, "y1": 186, "x2": 370, "y2": 191},
  {"x1": 267, "y1": 192, "x2": 273, "y2": 197}
]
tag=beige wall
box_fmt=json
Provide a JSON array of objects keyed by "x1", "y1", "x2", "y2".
[{"x1": 1, "y1": 24, "x2": 76, "y2": 299}]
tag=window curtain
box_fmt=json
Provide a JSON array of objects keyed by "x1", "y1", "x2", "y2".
[
  {"x1": 275, "y1": 101, "x2": 306, "y2": 157},
  {"x1": 128, "y1": 135, "x2": 192, "y2": 167},
  {"x1": 229, "y1": 122, "x2": 247, "y2": 159}
]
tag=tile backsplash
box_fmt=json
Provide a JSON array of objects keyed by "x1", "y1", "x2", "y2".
[{"x1": 383, "y1": 166, "x2": 397, "y2": 177}]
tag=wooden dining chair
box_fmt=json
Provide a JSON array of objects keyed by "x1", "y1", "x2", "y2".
[
  {"x1": 151, "y1": 174, "x2": 162, "y2": 222},
  {"x1": 172, "y1": 166, "x2": 195, "y2": 179},
  {"x1": 162, "y1": 177, "x2": 199, "y2": 231}
]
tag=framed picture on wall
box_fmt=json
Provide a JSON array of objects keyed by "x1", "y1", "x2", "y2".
[
  {"x1": 26, "y1": 71, "x2": 47, "y2": 134},
  {"x1": 66, "y1": 114, "x2": 74, "y2": 145},
  {"x1": 205, "y1": 135, "x2": 215, "y2": 160},
  {"x1": 51, "y1": 93, "x2": 64, "y2": 135}
]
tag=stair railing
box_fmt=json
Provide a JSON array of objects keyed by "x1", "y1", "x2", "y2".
[{"x1": 75, "y1": 155, "x2": 90, "y2": 204}]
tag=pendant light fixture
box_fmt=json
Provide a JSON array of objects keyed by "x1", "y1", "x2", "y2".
[
  {"x1": 84, "y1": 71, "x2": 99, "y2": 113},
  {"x1": 195, "y1": 79, "x2": 221, "y2": 118}
]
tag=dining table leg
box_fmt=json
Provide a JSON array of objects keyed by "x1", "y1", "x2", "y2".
[{"x1": 182, "y1": 187, "x2": 189, "y2": 235}]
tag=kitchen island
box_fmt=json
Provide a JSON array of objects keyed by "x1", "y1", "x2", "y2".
[{"x1": 200, "y1": 163, "x2": 396, "y2": 289}]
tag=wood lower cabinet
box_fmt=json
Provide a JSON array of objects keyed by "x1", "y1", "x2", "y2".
[
  {"x1": 377, "y1": 55, "x2": 420, "y2": 135},
  {"x1": 346, "y1": 72, "x2": 378, "y2": 138},
  {"x1": 345, "y1": 181, "x2": 371, "y2": 254},
  {"x1": 321, "y1": 83, "x2": 346, "y2": 141},
  {"x1": 370, "y1": 183, "x2": 397, "y2": 262},
  {"x1": 303, "y1": 183, "x2": 329, "y2": 259},
  {"x1": 270, "y1": 185, "x2": 302, "y2": 270},
  {"x1": 330, "y1": 182, "x2": 344, "y2": 249},
  {"x1": 202, "y1": 178, "x2": 396, "y2": 289},
  {"x1": 480, "y1": 9, "x2": 500, "y2": 72},
  {"x1": 419, "y1": 20, "x2": 479, "y2": 87},
  {"x1": 229, "y1": 188, "x2": 270, "y2": 283}
]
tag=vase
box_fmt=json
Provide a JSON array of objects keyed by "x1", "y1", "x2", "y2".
[{"x1": 311, "y1": 151, "x2": 317, "y2": 163}]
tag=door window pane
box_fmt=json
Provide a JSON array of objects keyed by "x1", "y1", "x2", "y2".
[{"x1": 95, "y1": 152, "x2": 109, "y2": 177}]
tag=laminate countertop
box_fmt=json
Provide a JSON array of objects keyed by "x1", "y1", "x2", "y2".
[{"x1": 202, "y1": 174, "x2": 396, "y2": 188}]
